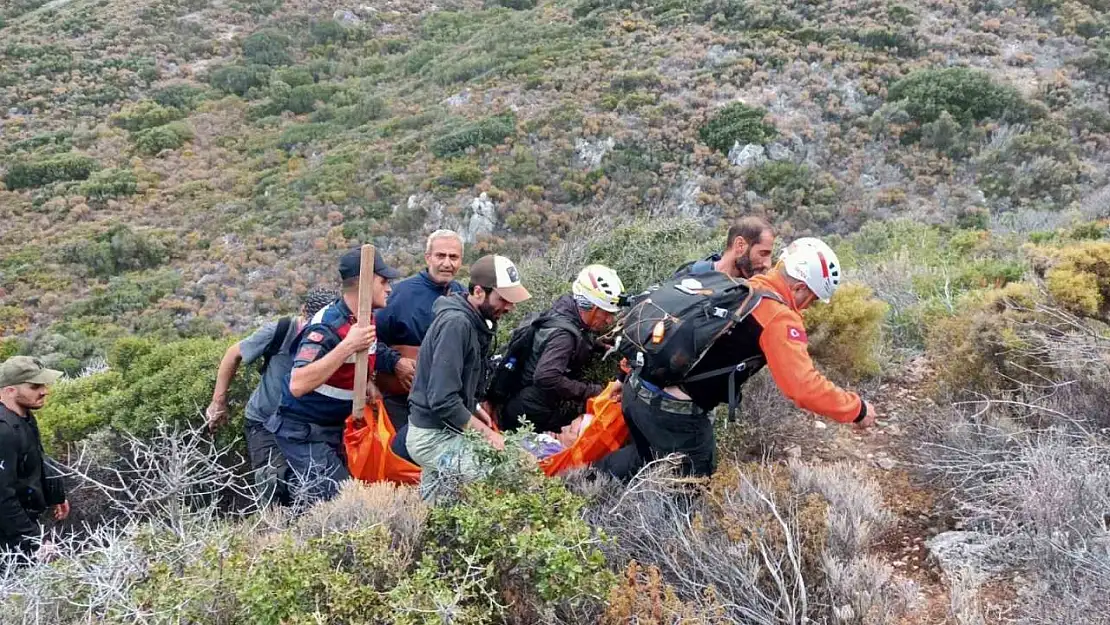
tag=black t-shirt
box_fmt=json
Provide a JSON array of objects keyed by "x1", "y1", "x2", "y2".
[{"x1": 677, "y1": 316, "x2": 765, "y2": 413}]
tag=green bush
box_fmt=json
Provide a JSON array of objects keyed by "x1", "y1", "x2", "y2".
[
  {"x1": 242, "y1": 29, "x2": 294, "y2": 66},
  {"x1": 974, "y1": 123, "x2": 1084, "y2": 208},
  {"x1": 746, "y1": 161, "x2": 811, "y2": 195},
  {"x1": 284, "y1": 83, "x2": 336, "y2": 114},
  {"x1": 272, "y1": 67, "x2": 314, "y2": 87},
  {"x1": 408, "y1": 475, "x2": 613, "y2": 621},
  {"x1": 110, "y1": 100, "x2": 185, "y2": 132},
  {"x1": 745, "y1": 161, "x2": 839, "y2": 225},
  {"x1": 105, "y1": 336, "x2": 253, "y2": 440},
  {"x1": 1033, "y1": 241, "x2": 1110, "y2": 319},
  {"x1": 803, "y1": 284, "x2": 890, "y2": 382},
  {"x1": 133, "y1": 121, "x2": 194, "y2": 155},
  {"x1": 4, "y1": 130, "x2": 72, "y2": 155},
  {"x1": 492, "y1": 0, "x2": 538, "y2": 8},
  {"x1": 150, "y1": 83, "x2": 207, "y2": 109},
  {"x1": 698, "y1": 102, "x2": 777, "y2": 153},
  {"x1": 436, "y1": 158, "x2": 483, "y2": 188},
  {"x1": 431, "y1": 113, "x2": 517, "y2": 157},
  {"x1": 305, "y1": 18, "x2": 344, "y2": 43},
  {"x1": 277, "y1": 122, "x2": 335, "y2": 151},
  {"x1": 66, "y1": 270, "x2": 182, "y2": 318},
  {"x1": 492, "y1": 147, "x2": 542, "y2": 189},
  {"x1": 609, "y1": 70, "x2": 662, "y2": 92},
  {"x1": 34, "y1": 372, "x2": 122, "y2": 454},
  {"x1": 332, "y1": 95, "x2": 387, "y2": 128},
  {"x1": 853, "y1": 28, "x2": 919, "y2": 56},
  {"x1": 926, "y1": 282, "x2": 1048, "y2": 394},
  {"x1": 20, "y1": 321, "x2": 126, "y2": 379},
  {"x1": 887, "y1": 67, "x2": 1029, "y2": 125},
  {"x1": 135, "y1": 526, "x2": 402, "y2": 624},
  {"x1": 208, "y1": 63, "x2": 270, "y2": 96},
  {"x1": 79, "y1": 168, "x2": 139, "y2": 201},
  {"x1": 61, "y1": 224, "x2": 169, "y2": 277},
  {"x1": 4, "y1": 153, "x2": 98, "y2": 190}
]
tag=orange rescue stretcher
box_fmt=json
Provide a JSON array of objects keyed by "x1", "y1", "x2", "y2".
[{"x1": 344, "y1": 381, "x2": 629, "y2": 485}]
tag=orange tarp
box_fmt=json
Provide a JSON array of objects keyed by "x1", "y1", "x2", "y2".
[
  {"x1": 539, "y1": 381, "x2": 628, "y2": 477},
  {"x1": 344, "y1": 400, "x2": 421, "y2": 486}
]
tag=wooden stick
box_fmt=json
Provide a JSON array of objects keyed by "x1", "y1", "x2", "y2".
[{"x1": 352, "y1": 243, "x2": 375, "y2": 420}]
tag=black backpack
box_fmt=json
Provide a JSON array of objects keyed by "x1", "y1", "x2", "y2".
[
  {"x1": 485, "y1": 311, "x2": 582, "y2": 408},
  {"x1": 613, "y1": 271, "x2": 782, "y2": 419},
  {"x1": 259, "y1": 316, "x2": 293, "y2": 375}
]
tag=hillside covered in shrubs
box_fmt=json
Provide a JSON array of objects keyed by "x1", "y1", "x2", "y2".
[
  {"x1": 3, "y1": 0, "x2": 1110, "y2": 373},
  {"x1": 2, "y1": 0, "x2": 1109, "y2": 623}
]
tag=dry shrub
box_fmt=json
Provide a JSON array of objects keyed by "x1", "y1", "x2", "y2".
[
  {"x1": 823, "y1": 554, "x2": 920, "y2": 625},
  {"x1": 293, "y1": 479, "x2": 428, "y2": 556},
  {"x1": 922, "y1": 308, "x2": 1110, "y2": 625},
  {"x1": 789, "y1": 461, "x2": 893, "y2": 559},
  {"x1": 926, "y1": 282, "x2": 1049, "y2": 395},
  {"x1": 603, "y1": 561, "x2": 719, "y2": 625},
  {"x1": 708, "y1": 462, "x2": 830, "y2": 579},
  {"x1": 575, "y1": 457, "x2": 916, "y2": 625},
  {"x1": 1031, "y1": 240, "x2": 1110, "y2": 319},
  {"x1": 804, "y1": 282, "x2": 890, "y2": 383}
]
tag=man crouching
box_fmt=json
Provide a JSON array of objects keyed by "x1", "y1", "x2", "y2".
[{"x1": 405, "y1": 254, "x2": 530, "y2": 500}]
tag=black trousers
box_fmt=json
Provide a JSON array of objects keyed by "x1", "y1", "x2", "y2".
[
  {"x1": 382, "y1": 394, "x2": 410, "y2": 431},
  {"x1": 620, "y1": 378, "x2": 716, "y2": 477},
  {"x1": 500, "y1": 386, "x2": 579, "y2": 433}
]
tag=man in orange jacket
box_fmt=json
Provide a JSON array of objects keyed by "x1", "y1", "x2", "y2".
[{"x1": 618, "y1": 237, "x2": 878, "y2": 477}]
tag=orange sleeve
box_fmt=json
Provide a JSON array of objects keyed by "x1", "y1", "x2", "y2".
[{"x1": 752, "y1": 303, "x2": 863, "y2": 423}]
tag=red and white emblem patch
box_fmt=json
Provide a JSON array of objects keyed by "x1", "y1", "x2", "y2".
[
  {"x1": 295, "y1": 344, "x2": 323, "y2": 362},
  {"x1": 306, "y1": 331, "x2": 325, "y2": 343},
  {"x1": 787, "y1": 326, "x2": 808, "y2": 343}
]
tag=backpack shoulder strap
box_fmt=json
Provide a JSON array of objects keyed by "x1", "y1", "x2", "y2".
[
  {"x1": 543, "y1": 316, "x2": 583, "y2": 340},
  {"x1": 260, "y1": 316, "x2": 293, "y2": 374},
  {"x1": 732, "y1": 286, "x2": 784, "y2": 324}
]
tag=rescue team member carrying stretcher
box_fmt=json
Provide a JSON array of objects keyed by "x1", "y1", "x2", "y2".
[
  {"x1": 490, "y1": 264, "x2": 626, "y2": 434},
  {"x1": 374, "y1": 229, "x2": 466, "y2": 430},
  {"x1": 405, "y1": 254, "x2": 531, "y2": 500},
  {"x1": 612, "y1": 237, "x2": 878, "y2": 478},
  {"x1": 265, "y1": 247, "x2": 400, "y2": 503}
]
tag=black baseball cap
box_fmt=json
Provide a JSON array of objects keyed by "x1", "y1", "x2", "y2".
[{"x1": 339, "y1": 247, "x2": 402, "y2": 280}]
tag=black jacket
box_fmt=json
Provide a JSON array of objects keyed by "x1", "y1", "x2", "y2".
[
  {"x1": 407, "y1": 294, "x2": 495, "y2": 431},
  {"x1": 0, "y1": 404, "x2": 65, "y2": 553},
  {"x1": 502, "y1": 295, "x2": 602, "y2": 432}
]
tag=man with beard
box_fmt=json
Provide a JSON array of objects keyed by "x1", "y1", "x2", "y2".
[
  {"x1": 0, "y1": 357, "x2": 69, "y2": 562},
  {"x1": 374, "y1": 230, "x2": 466, "y2": 429},
  {"x1": 405, "y1": 254, "x2": 531, "y2": 500},
  {"x1": 674, "y1": 216, "x2": 775, "y2": 280}
]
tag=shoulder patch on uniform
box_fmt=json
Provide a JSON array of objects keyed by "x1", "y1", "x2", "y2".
[
  {"x1": 306, "y1": 331, "x2": 325, "y2": 343},
  {"x1": 295, "y1": 344, "x2": 324, "y2": 362},
  {"x1": 787, "y1": 326, "x2": 808, "y2": 343}
]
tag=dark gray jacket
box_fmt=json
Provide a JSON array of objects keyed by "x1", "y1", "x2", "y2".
[
  {"x1": 407, "y1": 294, "x2": 495, "y2": 431},
  {"x1": 0, "y1": 404, "x2": 65, "y2": 554}
]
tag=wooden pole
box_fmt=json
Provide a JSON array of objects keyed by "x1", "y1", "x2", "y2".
[{"x1": 352, "y1": 243, "x2": 375, "y2": 421}]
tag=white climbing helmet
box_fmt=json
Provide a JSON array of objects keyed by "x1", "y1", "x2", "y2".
[
  {"x1": 572, "y1": 264, "x2": 625, "y2": 313},
  {"x1": 779, "y1": 237, "x2": 842, "y2": 303}
]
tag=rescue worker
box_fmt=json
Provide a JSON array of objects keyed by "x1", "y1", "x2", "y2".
[
  {"x1": 375, "y1": 229, "x2": 466, "y2": 429},
  {"x1": 498, "y1": 264, "x2": 625, "y2": 433},
  {"x1": 205, "y1": 287, "x2": 338, "y2": 506},
  {"x1": 619, "y1": 238, "x2": 878, "y2": 478},
  {"x1": 674, "y1": 216, "x2": 775, "y2": 279},
  {"x1": 267, "y1": 247, "x2": 400, "y2": 503},
  {"x1": 405, "y1": 254, "x2": 531, "y2": 499},
  {"x1": 0, "y1": 357, "x2": 69, "y2": 561}
]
